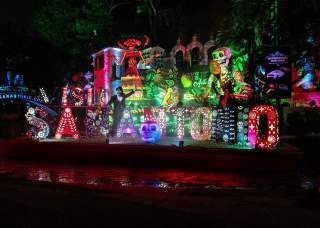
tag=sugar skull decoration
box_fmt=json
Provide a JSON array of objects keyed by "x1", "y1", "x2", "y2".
[
  {"x1": 212, "y1": 47, "x2": 232, "y2": 68},
  {"x1": 140, "y1": 121, "x2": 161, "y2": 143},
  {"x1": 211, "y1": 47, "x2": 232, "y2": 85},
  {"x1": 140, "y1": 108, "x2": 161, "y2": 143},
  {"x1": 208, "y1": 47, "x2": 252, "y2": 104}
]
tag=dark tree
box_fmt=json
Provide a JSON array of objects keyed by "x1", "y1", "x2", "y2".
[
  {"x1": 215, "y1": 0, "x2": 320, "y2": 53},
  {"x1": 33, "y1": 0, "x2": 115, "y2": 61}
]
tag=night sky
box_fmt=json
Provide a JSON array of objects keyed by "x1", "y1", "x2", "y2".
[
  {"x1": 110, "y1": 0, "x2": 230, "y2": 48},
  {"x1": 0, "y1": 0, "x2": 37, "y2": 31}
]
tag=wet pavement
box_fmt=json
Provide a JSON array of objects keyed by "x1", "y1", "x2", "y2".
[
  {"x1": 1, "y1": 169, "x2": 320, "y2": 228},
  {"x1": 0, "y1": 136, "x2": 320, "y2": 227},
  {"x1": 1, "y1": 160, "x2": 301, "y2": 191}
]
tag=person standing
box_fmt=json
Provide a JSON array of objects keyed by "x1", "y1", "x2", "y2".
[{"x1": 107, "y1": 86, "x2": 135, "y2": 137}]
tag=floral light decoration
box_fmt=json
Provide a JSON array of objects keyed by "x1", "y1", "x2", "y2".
[
  {"x1": 191, "y1": 107, "x2": 212, "y2": 141},
  {"x1": 25, "y1": 107, "x2": 50, "y2": 140},
  {"x1": 84, "y1": 108, "x2": 109, "y2": 137},
  {"x1": 144, "y1": 68, "x2": 178, "y2": 107},
  {"x1": 248, "y1": 105, "x2": 279, "y2": 149}
]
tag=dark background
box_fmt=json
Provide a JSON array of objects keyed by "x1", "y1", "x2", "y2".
[{"x1": 0, "y1": 0, "x2": 230, "y2": 86}]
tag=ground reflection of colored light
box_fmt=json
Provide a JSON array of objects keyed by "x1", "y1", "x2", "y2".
[{"x1": 7, "y1": 161, "x2": 254, "y2": 189}]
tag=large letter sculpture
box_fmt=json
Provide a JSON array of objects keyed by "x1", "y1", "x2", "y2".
[
  {"x1": 55, "y1": 107, "x2": 79, "y2": 139},
  {"x1": 170, "y1": 107, "x2": 191, "y2": 140},
  {"x1": 55, "y1": 87, "x2": 79, "y2": 139},
  {"x1": 248, "y1": 105, "x2": 279, "y2": 149},
  {"x1": 191, "y1": 107, "x2": 211, "y2": 141},
  {"x1": 25, "y1": 107, "x2": 50, "y2": 140}
]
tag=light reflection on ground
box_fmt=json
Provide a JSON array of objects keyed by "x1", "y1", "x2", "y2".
[{"x1": 3, "y1": 160, "x2": 299, "y2": 190}]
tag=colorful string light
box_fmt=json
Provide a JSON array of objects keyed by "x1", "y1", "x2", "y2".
[
  {"x1": 170, "y1": 107, "x2": 191, "y2": 140},
  {"x1": 61, "y1": 87, "x2": 68, "y2": 107},
  {"x1": 84, "y1": 109, "x2": 109, "y2": 137},
  {"x1": 55, "y1": 107, "x2": 79, "y2": 139},
  {"x1": 39, "y1": 87, "x2": 49, "y2": 103}
]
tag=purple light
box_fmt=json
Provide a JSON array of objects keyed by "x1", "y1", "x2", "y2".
[{"x1": 124, "y1": 128, "x2": 132, "y2": 134}]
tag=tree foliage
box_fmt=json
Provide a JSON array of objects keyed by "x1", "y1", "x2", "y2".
[
  {"x1": 215, "y1": 0, "x2": 278, "y2": 52},
  {"x1": 215, "y1": 0, "x2": 320, "y2": 54},
  {"x1": 33, "y1": 0, "x2": 113, "y2": 59}
]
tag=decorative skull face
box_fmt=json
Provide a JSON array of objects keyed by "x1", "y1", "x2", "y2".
[
  {"x1": 124, "y1": 38, "x2": 141, "y2": 50},
  {"x1": 140, "y1": 121, "x2": 161, "y2": 143},
  {"x1": 212, "y1": 47, "x2": 232, "y2": 67}
]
